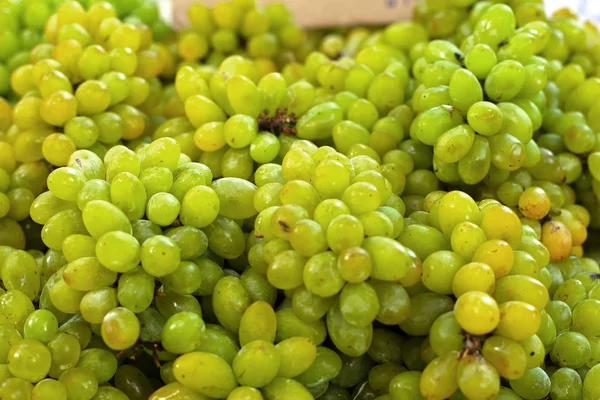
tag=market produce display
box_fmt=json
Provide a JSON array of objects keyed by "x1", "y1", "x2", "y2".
[{"x1": 1, "y1": 0, "x2": 600, "y2": 399}]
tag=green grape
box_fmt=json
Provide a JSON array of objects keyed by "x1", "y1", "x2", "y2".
[
  {"x1": 31, "y1": 379, "x2": 68, "y2": 400},
  {"x1": 457, "y1": 355, "x2": 500, "y2": 400},
  {"x1": 509, "y1": 367, "x2": 550, "y2": 400},
  {"x1": 59, "y1": 367, "x2": 98, "y2": 400},
  {"x1": 388, "y1": 371, "x2": 423, "y2": 400},
  {"x1": 140, "y1": 235, "x2": 180, "y2": 277},
  {"x1": 0, "y1": 323, "x2": 23, "y2": 364},
  {"x1": 436, "y1": 191, "x2": 481, "y2": 236},
  {"x1": 520, "y1": 334, "x2": 546, "y2": 369},
  {"x1": 325, "y1": 298, "x2": 372, "y2": 357},
  {"x1": 410, "y1": 105, "x2": 464, "y2": 146},
  {"x1": 422, "y1": 251, "x2": 465, "y2": 295},
  {"x1": 185, "y1": 95, "x2": 227, "y2": 128},
  {"x1": 47, "y1": 331, "x2": 81, "y2": 379},
  {"x1": 448, "y1": 68, "x2": 483, "y2": 113},
  {"x1": 79, "y1": 287, "x2": 118, "y2": 325},
  {"x1": 420, "y1": 61, "x2": 460, "y2": 88},
  {"x1": 101, "y1": 307, "x2": 140, "y2": 351},
  {"x1": 96, "y1": 231, "x2": 140, "y2": 273},
  {"x1": 454, "y1": 291, "x2": 499, "y2": 335},
  {"x1": 550, "y1": 367, "x2": 583, "y2": 400},
  {"x1": 226, "y1": 75, "x2": 263, "y2": 118},
  {"x1": 420, "y1": 350, "x2": 459, "y2": 400},
  {"x1": 146, "y1": 192, "x2": 180, "y2": 227},
  {"x1": 109, "y1": 172, "x2": 146, "y2": 221},
  {"x1": 203, "y1": 216, "x2": 245, "y2": 259},
  {"x1": 171, "y1": 352, "x2": 237, "y2": 398},
  {"x1": 62, "y1": 119, "x2": 97, "y2": 154},
  {"x1": 193, "y1": 323, "x2": 239, "y2": 365},
  {"x1": 164, "y1": 261, "x2": 204, "y2": 295},
  {"x1": 551, "y1": 332, "x2": 592, "y2": 369},
  {"x1": 0, "y1": 377, "x2": 34, "y2": 399},
  {"x1": 427, "y1": 311, "x2": 462, "y2": 357},
  {"x1": 117, "y1": 266, "x2": 154, "y2": 313},
  {"x1": 8, "y1": 339, "x2": 51, "y2": 383},
  {"x1": 23, "y1": 310, "x2": 58, "y2": 344},
  {"x1": 193, "y1": 258, "x2": 224, "y2": 296},
  {"x1": 113, "y1": 365, "x2": 153, "y2": 400},
  {"x1": 49, "y1": 275, "x2": 86, "y2": 315},
  {"x1": 571, "y1": 299, "x2": 600, "y2": 338},
  {"x1": 139, "y1": 167, "x2": 173, "y2": 198},
  {"x1": 231, "y1": 339, "x2": 280, "y2": 388},
  {"x1": 237, "y1": 301, "x2": 276, "y2": 346},
  {"x1": 482, "y1": 335, "x2": 527, "y2": 380},
  {"x1": 250, "y1": 133, "x2": 281, "y2": 164},
  {"x1": 554, "y1": 279, "x2": 586, "y2": 310},
  {"x1": 546, "y1": 300, "x2": 572, "y2": 334},
  {"x1": 63, "y1": 257, "x2": 117, "y2": 291},
  {"x1": 77, "y1": 348, "x2": 118, "y2": 384},
  {"x1": 464, "y1": 43, "x2": 497, "y2": 79},
  {"x1": 295, "y1": 102, "x2": 343, "y2": 141},
  {"x1": 161, "y1": 311, "x2": 206, "y2": 355},
  {"x1": 496, "y1": 300, "x2": 542, "y2": 341},
  {"x1": 46, "y1": 167, "x2": 86, "y2": 202},
  {"x1": 2, "y1": 249, "x2": 41, "y2": 301},
  {"x1": 413, "y1": 85, "x2": 449, "y2": 114},
  {"x1": 434, "y1": 125, "x2": 475, "y2": 164},
  {"x1": 82, "y1": 200, "x2": 132, "y2": 240}
]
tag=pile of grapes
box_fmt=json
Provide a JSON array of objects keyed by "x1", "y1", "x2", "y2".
[{"x1": 2, "y1": 0, "x2": 600, "y2": 399}]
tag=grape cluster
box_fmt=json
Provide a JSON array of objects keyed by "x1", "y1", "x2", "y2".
[
  {"x1": 180, "y1": 0, "x2": 306, "y2": 70},
  {"x1": 0, "y1": 0, "x2": 600, "y2": 399},
  {"x1": 0, "y1": 0, "x2": 170, "y2": 99}
]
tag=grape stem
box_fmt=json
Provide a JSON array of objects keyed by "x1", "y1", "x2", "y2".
[
  {"x1": 257, "y1": 108, "x2": 297, "y2": 135},
  {"x1": 459, "y1": 332, "x2": 487, "y2": 360}
]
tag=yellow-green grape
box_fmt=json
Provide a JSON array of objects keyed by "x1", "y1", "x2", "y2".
[
  {"x1": 510, "y1": 367, "x2": 550, "y2": 400},
  {"x1": 8, "y1": 339, "x2": 52, "y2": 383},
  {"x1": 452, "y1": 261, "x2": 496, "y2": 298},
  {"x1": 420, "y1": 350, "x2": 459, "y2": 400},
  {"x1": 40, "y1": 91, "x2": 78, "y2": 127},
  {"x1": 172, "y1": 352, "x2": 236, "y2": 398},
  {"x1": 484, "y1": 60, "x2": 525, "y2": 102},
  {"x1": 434, "y1": 125, "x2": 475, "y2": 164},
  {"x1": 227, "y1": 75, "x2": 263, "y2": 118},
  {"x1": 399, "y1": 293, "x2": 453, "y2": 337},
  {"x1": 457, "y1": 354, "x2": 500, "y2": 400},
  {"x1": 436, "y1": 191, "x2": 481, "y2": 236},
  {"x1": 326, "y1": 300, "x2": 372, "y2": 357},
  {"x1": 31, "y1": 379, "x2": 68, "y2": 400},
  {"x1": 464, "y1": 44, "x2": 497, "y2": 79},
  {"x1": 296, "y1": 102, "x2": 343, "y2": 141},
  {"x1": 482, "y1": 335, "x2": 527, "y2": 380},
  {"x1": 541, "y1": 220, "x2": 572, "y2": 262},
  {"x1": 454, "y1": 291, "x2": 499, "y2": 335},
  {"x1": 495, "y1": 301, "x2": 541, "y2": 341},
  {"x1": 100, "y1": 307, "x2": 140, "y2": 351},
  {"x1": 238, "y1": 301, "x2": 277, "y2": 346},
  {"x1": 275, "y1": 337, "x2": 317, "y2": 379},
  {"x1": 411, "y1": 105, "x2": 464, "y2": 146},
  {"x1": 449, "y1": 68, "x2": 483, "y2": 113},
  {"x1": 496, "y1": 102, "x2": 533, "y2": 145}
]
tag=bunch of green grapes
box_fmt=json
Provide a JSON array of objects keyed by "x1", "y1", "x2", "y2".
[
  {"x1": 0, "y1": 0, "x2": 66, "y2": 98},
  {"x1": 3, "y1": 0, "x2": 181, "y2": 174},
  {"x1": 177, "y1": 0, "x2": 306, "y2": 70},
  {"x1": 5, "y1": 135, "x2": 218, "y2": 399},
  {"x1": 1, "y1": 0, "x2": 600, "y2": 398},
  {"x1": 0, "y1": 99, "x2": 50, "y2": 251},
  {"x1": 76, "y1": 0, "x2": 171, "y2": 41}
]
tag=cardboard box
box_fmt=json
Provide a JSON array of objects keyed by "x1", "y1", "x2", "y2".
[{"x1": 172, "y1": 0, "x2": 418, "y2": 29}]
